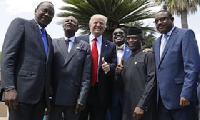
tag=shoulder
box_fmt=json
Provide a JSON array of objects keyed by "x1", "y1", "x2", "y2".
[
  {"x1": 103, "y1": 38, "x2": 115, "y2": 47},
  {"x1": 52, "y1": 37, "x2": 64, "y2": 44},
  {"x1": 77, "y1": 35, "x2": 89, "y2": 42},
  {"x1": 140, "y1": 51, "x2": 155, "y2": 59},
  {"x1": 10, "y1": 17, "x2": 28, "y2": 25},
  {"x1": 77, "y1": 37, "x2": 89, "y2": 44},
  {"x1": 174, "y1": 27, "x2": 194, "y2": 35}
]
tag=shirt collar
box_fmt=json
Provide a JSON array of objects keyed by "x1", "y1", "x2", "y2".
[
  {"x1": 34, "y1": 19, "x2": 44, "y2": 30},
  {"x1": 65, "y1": 36, "x2": 75, "y2": 43},
  {"x1": 89, "y1": 34, "x2": 102, "y2": 42},
  {"x1": 116, "y1": 43, "x2": 125, "y2": 50},
  {"x1": 163, "y1": 26, "x2": 175, "y2": 37}
]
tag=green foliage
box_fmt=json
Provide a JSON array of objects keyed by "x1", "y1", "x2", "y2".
[
  {"x1": 155, "y1": 0, "x2": 200, "y2": 28},
  {"x1": 155, "y1": 0, "x2": 200, "y2": 15},
  {"x1": 58, "y1": 0, "x2": 156, "y2": 41}
]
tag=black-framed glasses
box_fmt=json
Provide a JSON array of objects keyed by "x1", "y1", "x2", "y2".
[
  {"x1": 154, "y1": 17, "x2": 169, "y2": 24},
  {"x1": 113, "y1": 32, "x2": 124, "y2": 35}
]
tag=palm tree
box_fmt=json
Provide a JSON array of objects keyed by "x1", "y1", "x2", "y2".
[
  {"x1": 155, "y1": 0, "x2": 200, "y2": 28},
  {"x1": 58, "y1": 0, "x2": 156, "y2": 40}
]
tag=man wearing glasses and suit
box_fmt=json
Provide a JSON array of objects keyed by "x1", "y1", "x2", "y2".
[{"x1": 153, "y1": 10, "x2": 200, "y2": 120}]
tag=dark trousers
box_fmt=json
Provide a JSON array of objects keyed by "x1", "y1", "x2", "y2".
[
  {"x1": 106, "y1": 103, "x2": 122, "y2": 120},
  {"x1": 49, "y1": 105, "x2": 79, "y2": 120},
  {"x1": 79, "y1": 84, "x2": 107, "y2": 120},
  {"x1": 9, "y1": 98, "x2": 45, "y2": 120},
  {"x1": 158, "y1": 99, "x2": 197, "y2": 120}
]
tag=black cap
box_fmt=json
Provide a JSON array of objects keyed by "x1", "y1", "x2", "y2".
[{"x1": 127, "y1": 27, "x2": 142, "y2": 35}]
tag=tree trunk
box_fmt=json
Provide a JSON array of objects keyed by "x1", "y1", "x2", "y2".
[{"x1": 181, "y1": 10, "x2": 188, "y2": 28}]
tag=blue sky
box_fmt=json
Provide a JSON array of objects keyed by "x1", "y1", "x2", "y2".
[{"x1": 0, "y1": 0, "x2": 200, "y2": 50}]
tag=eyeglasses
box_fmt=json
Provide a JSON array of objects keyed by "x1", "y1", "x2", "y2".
[
  {"x1": 113, "y1": 32, "x2": 124, "y2": 35},
  {"x1": 154, "y1": 17, "x2": 169, "y2": 24}
]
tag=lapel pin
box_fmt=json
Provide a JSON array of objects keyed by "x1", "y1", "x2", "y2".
[
  {"x1": 135, "y1": 62, "x2": 137, "y2": 64},
  {"x1": 76, "y1": 46, "x2": 80, "y2": 50}
]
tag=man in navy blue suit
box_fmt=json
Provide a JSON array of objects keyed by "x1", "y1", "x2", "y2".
[
  {"x1": 79, "y1": 14, "x2": 117, "y2": 120},
  {"x1": 153, "y1": 10, "x2": 200, "y2": 120},
  {"x1": 106, "y1": 28, "x2": 131, "y2": 120}
]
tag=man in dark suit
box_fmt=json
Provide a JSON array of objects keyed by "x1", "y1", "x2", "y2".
[
  {"x1": 153, "y1": 10, "x2": 200, "y2": 120},
  {"x1": 0, "y1": 1, "x2": 54, "y2": 120},
  {"x1": 79, "y1": 14, "x2": 117, "y2": 120},
  {"x1": 106, "y1": 28, "x2": 132, "y2": 120},
  {"x1": 122, "y1": 27, "x2": 156, "y2": 120},
  {"x1": 49, "y1": 16, "x2": 92, "y2": 120}
]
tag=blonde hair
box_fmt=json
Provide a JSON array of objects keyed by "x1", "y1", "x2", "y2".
[{"x1": 89, "y1": 14, "x2": 107, "y2": 28}]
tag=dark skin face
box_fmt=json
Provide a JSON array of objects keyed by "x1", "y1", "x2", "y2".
[
  {"x1": 35, "y1": 2, "x2": 54, "y2": 28},
  {"x1": 112, "y1": 28, "x2": 125, "y2": 47},
  {"x1": 63, "y1": 16, "x2": 78, "y2": 38},
  {"x1": 155, "y1": 11, "x2": 174, "y2": 34},
  {"x1": 126, "y1": 35, "x2": 142, "y2": 53}
]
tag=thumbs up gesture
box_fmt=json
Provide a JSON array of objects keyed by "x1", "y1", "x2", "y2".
[
  {"x1": 102, "y1": 57, "x2": 110, "y2": 73},
  {"x1": 115, "y1": 58, "x2": 124, "y2": 74}
]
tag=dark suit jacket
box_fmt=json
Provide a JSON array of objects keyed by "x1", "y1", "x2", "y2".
[
  {"x1": 0, "y1": 18, "x2": 53, "y2": 104},
  {"x1": 111, "y1": 44, "x2": 132, "y2": 108},
  {"x1": 153, "y1": 27, "x2": 200, "y2": 109},
  {"x1": 52, "y1": 37, "x2": 91, "y2": 106},
  {"x1": 79, "y1": 35, "x2": 117, "y2": 107}
]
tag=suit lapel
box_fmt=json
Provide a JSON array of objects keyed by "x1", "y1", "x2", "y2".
[
  {"x1": 123, "y1": 44, "x2": 131, "y2": 60},
  {"x1": 99, "y1": 39, "x2": 108, "y2": 70},
  {"x1": 57, "y1": 37, "x2": 68, "y2": 60},
  {"x1": 30, "y1": 19, "x2": 46, "y2": 56},
  {"x1": 64, "y1": 38, "x2": 80, "y2": 65},
  {"x1": 154, "y1": 37, "x2": 161, "y2": 68},
  {"x1": 158, "y1": 27, "x2": 178, "y2": 68}
]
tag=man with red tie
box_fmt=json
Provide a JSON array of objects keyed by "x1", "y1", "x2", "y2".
[{"x1": 79, "y1": 14, "x2": 117, "y2": 120}]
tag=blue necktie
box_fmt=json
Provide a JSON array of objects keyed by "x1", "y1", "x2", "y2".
[
  {"x1": 65, "y1": 39, "x2": 71, "y2": 53},
  {"x1": 41, "y1": 28, "x2": 48, "y2": 56}
]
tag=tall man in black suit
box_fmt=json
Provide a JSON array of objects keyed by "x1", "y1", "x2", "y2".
[
  {"x1": 79, "y1": 14, "x2": 117, "y2": 120},
  {"x1": 49, "y1": 16, "x2": 92, "y2": 120},
  {"x1": 0, "y1": 1, "x2": 54, "y2": 120}
]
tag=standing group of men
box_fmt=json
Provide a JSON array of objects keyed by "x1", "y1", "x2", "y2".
[{"x1": 0, "y1": 1, "x2": 200, "y2": 120}]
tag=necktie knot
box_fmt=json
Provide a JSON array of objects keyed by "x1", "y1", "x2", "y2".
[
  {"x1": 66, "y1": 39, "x2": 71, "y2": 43},
  {"x1": 93, "y1": 37, "x2": 97, "y2": 42},
  {"x1": 41, "y1": 28, "x2": 45, "y2": 33}
]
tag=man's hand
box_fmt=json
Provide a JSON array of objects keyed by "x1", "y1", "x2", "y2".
[
  {"x1": 143, "y1": 48, "x2": 153, "y2": 52},
  {"x1": 5, "y1": 89, "x2": 18, "y2": 109},
  {"x1": 75, "y1": 102, "x2": 85, "y2": 114},
  {"x1": 180, "y1": 97, "x2": 190, "y2": 107},
  {"x1": 115, "y1": 59, "x2": 124, "y2": 74},
  {"x1": 133, "y1": 107, "x2": 144, "y2": 120},
  {"x1": 102, "y1": 57, "x2": 110, "y2": 73}
]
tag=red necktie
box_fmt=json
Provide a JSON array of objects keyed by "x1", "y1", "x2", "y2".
[{"x1": 91, "y1": 38, "x2": 98, "y2": 86}]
